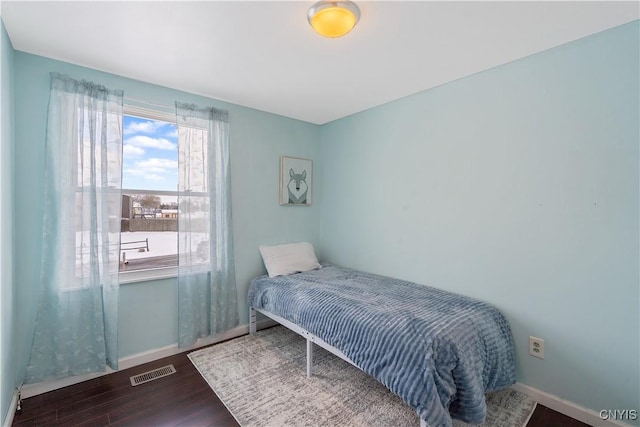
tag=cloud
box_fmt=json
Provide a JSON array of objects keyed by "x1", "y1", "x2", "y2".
[
  {"x1": 135, "y1": 158, "x2": 179, "y2": 173},
  {"x1": 122, "y1": 170, "x2": 166, "y2": 183},
  {"x1": 123, "y1": 158, "x2": 177, "y2": 186},
  {"x1": 142, "y1": 174, "x2": 165, "y2": 182},
  {"x1": 125, "y1": 135, "x2": 177, "y2": 151},
  {"x1": 125, "y1": 119, "x2": 178, "y2": 138},
  {"x1": 124, "y1": 120, "x2": 166, "y2": 135},
  {"x1": 123, "y1": 145, "x2": 145, "y2": 157},
  {"x1": 123, "y1": 168, "x2": 144, "y2": 177},
  {"x1": 165, "y1": 128, "x2": 178, "y2": 138}
]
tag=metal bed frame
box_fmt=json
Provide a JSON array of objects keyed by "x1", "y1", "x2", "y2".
[{"x1": 249, "y1": 306, "x2": 429, "y2": 427}]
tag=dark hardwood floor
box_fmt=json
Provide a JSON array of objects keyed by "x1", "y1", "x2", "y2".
[
  {"x1": 527, "y1": 405, "x2": 592, "y2": 427},
  {"x1": 13, "y1": 344, "x2": 591, "y2": 427},
  {"x1": 12, "y1": 351, "x2": 238, "y2": 427}
]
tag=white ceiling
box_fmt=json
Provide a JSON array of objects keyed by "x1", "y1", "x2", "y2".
[{"x1": 2, "y1": 1, "x2": 638, "y2": 124}]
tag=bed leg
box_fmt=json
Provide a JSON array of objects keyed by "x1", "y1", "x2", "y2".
[
  {"x1": 306, "y1": 339, "x2": 313, "y2": 377},
  {"x1": 249, "y1": 307, "x2": 257, "y2": 335}
]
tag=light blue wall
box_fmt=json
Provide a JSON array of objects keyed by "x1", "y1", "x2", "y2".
[
  {"x1": 12, "y1": 52, "x2": 321, "y2": 371},
  {"x1": 0, "y1": 18, "x2": 16, "y2": 427},
  {"x1": 318, "y1": 21, "x2": 639, "y2": 419},
  {"x1": 6, "y1": 15, "x2": 639, "y2": 424}
]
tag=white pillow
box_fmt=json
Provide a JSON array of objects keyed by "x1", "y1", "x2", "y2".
[{"x1": 259, "y1": 242, "x2": 321, "y2": 278}]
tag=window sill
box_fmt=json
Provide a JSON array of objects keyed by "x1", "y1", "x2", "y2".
[{"x1": 119, "y1": 266, "x2": 178, "y2": 284}]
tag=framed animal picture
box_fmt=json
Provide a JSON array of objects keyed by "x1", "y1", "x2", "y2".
[{"x1": 280, "y1": 156, "x2": 312, "y2": 206}]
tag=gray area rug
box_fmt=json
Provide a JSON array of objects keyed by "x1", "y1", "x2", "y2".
[{"x1": 188, "y1": 326, "x2": 536, "y2": 427}]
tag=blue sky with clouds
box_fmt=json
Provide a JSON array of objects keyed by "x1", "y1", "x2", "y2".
[{"x1": 122, "y1": 115, "x2": 178, "y2": 192}]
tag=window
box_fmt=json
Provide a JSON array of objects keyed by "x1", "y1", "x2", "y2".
[
  {"x1": 70, "y1": 101, "x2": 224, "y2": 284},
  {"x1": 120, "y1": 106, "x2": 179, "y2": 280}
]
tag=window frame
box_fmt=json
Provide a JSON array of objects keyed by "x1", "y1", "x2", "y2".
[{"x1": 119, "y1": 104, "x2": 180, "y2": 284}]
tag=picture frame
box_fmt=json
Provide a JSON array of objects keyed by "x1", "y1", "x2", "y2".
[{"x1": 280, "y1": 156, "x2": 312, "y2": 206}]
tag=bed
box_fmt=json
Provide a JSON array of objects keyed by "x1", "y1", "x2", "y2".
[{"x1": 248, "y1": 261, "x2": 516, "y2": 427}]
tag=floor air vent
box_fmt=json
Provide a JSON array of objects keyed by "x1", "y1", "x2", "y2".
[{"x1": 130, "y1": 364, "x2": 176, "y2": 386}]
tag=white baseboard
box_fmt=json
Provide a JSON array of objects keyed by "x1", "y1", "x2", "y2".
[
  {"x1": 21, "y1": 370, "x2": 113, "y2": 399},
  {"x1": 21, "y1": 319, "x2": 278, "y2": 399},
  {"x1": 512, "y1": 382, "x2": 633, "y2": 427},
  {"x1": 3, "y1": 388, "x2": 19, "y2": 427},
  {"x1": 118, "y1": 318, "x2": 278, "y2": 370}
]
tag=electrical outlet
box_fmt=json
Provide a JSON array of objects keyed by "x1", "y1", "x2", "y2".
[{"x1": 529, "y1": 336, "x2": 544, "y2": 359}]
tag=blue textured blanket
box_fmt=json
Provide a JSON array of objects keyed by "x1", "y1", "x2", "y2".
[{"x1": 248, "y1": 264, "x2": 516, "y2": 426}]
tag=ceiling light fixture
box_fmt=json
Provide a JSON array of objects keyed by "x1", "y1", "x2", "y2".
[{"x1": 307, "y1": 1, "x2": 360, "y2": 38}]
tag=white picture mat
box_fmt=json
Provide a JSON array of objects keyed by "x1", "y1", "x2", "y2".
[{"x1": 280, "y1": 156, "x2": 312, "y2": 205}]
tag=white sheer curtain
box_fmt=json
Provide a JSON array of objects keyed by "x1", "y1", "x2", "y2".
[
  {"x1": 175, "y1": 102, "x2": 238, "y2": 347},
  {"x1": 26, "y1": 73, "x2": 123, "y2": 382}
]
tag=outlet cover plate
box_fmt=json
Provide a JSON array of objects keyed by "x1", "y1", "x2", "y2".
[{"x1": 529, "y1": 336, "x2": 544, "y2": 359}]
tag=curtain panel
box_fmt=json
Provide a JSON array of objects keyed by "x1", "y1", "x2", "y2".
[
  {"x1": 25, "y1": 73, "x2": 123, "y2": 383},
  {"x1": 175, "y1": 102, "x2": 238, "y2": 347}
]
